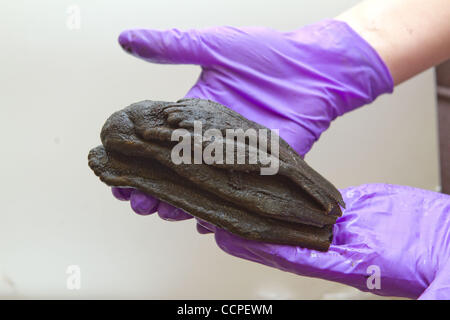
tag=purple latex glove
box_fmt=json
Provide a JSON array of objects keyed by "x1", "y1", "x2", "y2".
[
  {"x1": 207, "y1": 185, "x2": 450, "y2": 299},
  {"x1": 112, "y1": 19, "x2": 450, "y2": 299},
  {"x1": 113, "y1": 19, "x2": 392, "y2": 220}
]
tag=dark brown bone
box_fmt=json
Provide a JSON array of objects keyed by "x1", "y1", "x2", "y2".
[{"x1": 88, "y1": 98, "x2": 344, "y2": 251}]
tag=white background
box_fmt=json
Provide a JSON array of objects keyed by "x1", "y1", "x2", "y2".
[{"x1": 0, "y1": 0, "x2": 439, "y2": 299}]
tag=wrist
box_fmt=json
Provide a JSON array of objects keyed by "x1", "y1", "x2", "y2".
[{"x1": 292, "y1": 19, "x2": 394, "y2": 117}]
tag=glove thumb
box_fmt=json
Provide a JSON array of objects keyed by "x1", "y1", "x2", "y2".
[{"x1": 118, "y1": 28, "x2": 217, "y2": 65}]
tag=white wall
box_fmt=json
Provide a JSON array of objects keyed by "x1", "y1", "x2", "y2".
[{"x1": 0, "y1": 0, "x2": 438, "y2": 299}]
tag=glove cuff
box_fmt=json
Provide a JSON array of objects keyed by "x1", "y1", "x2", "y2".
[{"x1": 291, "y1": 19, "x2": 394, "y2": 117}]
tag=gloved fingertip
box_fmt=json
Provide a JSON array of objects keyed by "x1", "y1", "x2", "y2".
[
  {"x1": 111, "y1": 187, "x2": 133, "y2": 201},
  {"x1": 196, "y1": 222, "x2": 213, "y2": 234},
  {"x1": 157, "y1": 202, "x2": 192, "y2": 221},
  {"x1": 213, "y1": 229, "x2": 245, "y2": 255},
  {"x1": 196, "y1": 218, "x2": 216, "y2": 233},
  {"x1": 130, "y1": 190, "x2": 159, "y2": 215}
]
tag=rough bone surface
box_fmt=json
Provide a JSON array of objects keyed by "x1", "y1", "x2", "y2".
[{"x1": 88, "y1": 98, "x2": 344, "y2": 251}]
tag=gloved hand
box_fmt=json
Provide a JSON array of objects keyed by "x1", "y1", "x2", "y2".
[
  {"x1": 207, "y1": 184, "x2": 450, "y2": 299},
  {"x1": 113, "y1": 19, "x2": 393, "y2": 220},
  {"x1": 110, "y1": 20, "x2": 450, "y2": 300}
]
